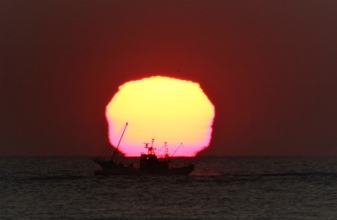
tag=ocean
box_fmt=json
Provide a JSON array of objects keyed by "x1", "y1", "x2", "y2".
[{"x1": 1, "y1": 157, "x2": 337, "y2": 219}]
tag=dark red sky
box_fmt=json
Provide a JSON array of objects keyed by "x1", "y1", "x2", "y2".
[{"x1": 1, "y1": 0, "x2": 337, "y2": 156}]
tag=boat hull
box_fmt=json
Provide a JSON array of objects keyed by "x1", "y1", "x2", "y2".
[{"x1": 93, "y1": 159, "x2": 194, "y2": 176}]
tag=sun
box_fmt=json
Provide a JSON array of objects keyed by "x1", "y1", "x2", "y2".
[{"x1": 105, "y1": 76, "x2": 215, "y2": 157}]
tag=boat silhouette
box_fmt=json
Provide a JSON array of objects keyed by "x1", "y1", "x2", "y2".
[{"x1": 93, "y1": 123, "x2": 195, "y2": 176}]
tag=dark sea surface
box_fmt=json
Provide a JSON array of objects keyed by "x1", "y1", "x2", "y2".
[{"x1": 1, "y1": 157, "x2": 337, "y2": 219}]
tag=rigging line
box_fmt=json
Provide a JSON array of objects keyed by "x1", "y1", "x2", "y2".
[
  {"x1": 155, "y1": 143, "x2": 176, "y2": 155},
  {"x1": 100, "y1": 144, "x2": 112, "y2": 157},
  {"x1": 112, "y1": 122, "x2": 128, "y2": 161},
  {"x1": 171, "y1": 142, "x2": 183, "y2": 157},
  {"x1": 99, "y1": 141, "x2": 118, "y2": 157},
  {"x1": 156, "y1": 144, "x2": 166, "y2": 153},
  {"x1": 182, "y1": 144, "x2": 190, "y2": 159},
  {"x1": 167, "y1": 142, "x2": 183, "y2": 147},
  {"x1": 101, "y1": 124, "x2": 127, "y2": 157},
  {"x1": 111, "y1": 126, "x2": 124, "y2": 145}
]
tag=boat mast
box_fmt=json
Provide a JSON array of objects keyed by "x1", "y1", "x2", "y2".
[
  {"x1": 164, "y1": 142, "x2": 169, "y2": 162},
  {"x1": 111, "y1": 122, "x2": 128, "y2": 162}
]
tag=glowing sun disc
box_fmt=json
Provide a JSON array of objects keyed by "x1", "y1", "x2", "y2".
[{"x1": 106, "y1": 76, "x2": 215, "y2": 156}]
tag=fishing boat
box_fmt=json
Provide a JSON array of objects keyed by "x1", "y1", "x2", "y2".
[{"x1": 93, "y1": 123, "x2": 195, "y2": 176}]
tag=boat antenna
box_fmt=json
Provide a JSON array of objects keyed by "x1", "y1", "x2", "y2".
[
  {"x1": 164, "y1": 142, "x2": 169, "y2": 162},
  {"x1": 151, "y1": 138, "x2": 154, "y2": 148},
  {"x1": 111, "y1": 122, "x2": 128, "y2": 162}
]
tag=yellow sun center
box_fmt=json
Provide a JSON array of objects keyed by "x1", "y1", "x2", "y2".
[{"x1": 106, "y1": 76, "x2": 215, "y2": 156}]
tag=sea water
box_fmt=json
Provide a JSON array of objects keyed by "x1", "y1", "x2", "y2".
[{"x1": 1, "y1": 157, "x2": 337, "y2": 219}]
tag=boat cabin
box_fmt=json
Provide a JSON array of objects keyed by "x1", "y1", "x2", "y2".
[{"x1": 139, "y1": 142, "x2": 169, "y2": 171}]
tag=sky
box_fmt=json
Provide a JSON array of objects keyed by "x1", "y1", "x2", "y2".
[{"x1": 1, "y1": 0, "x2": 337, "y2": 156}]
